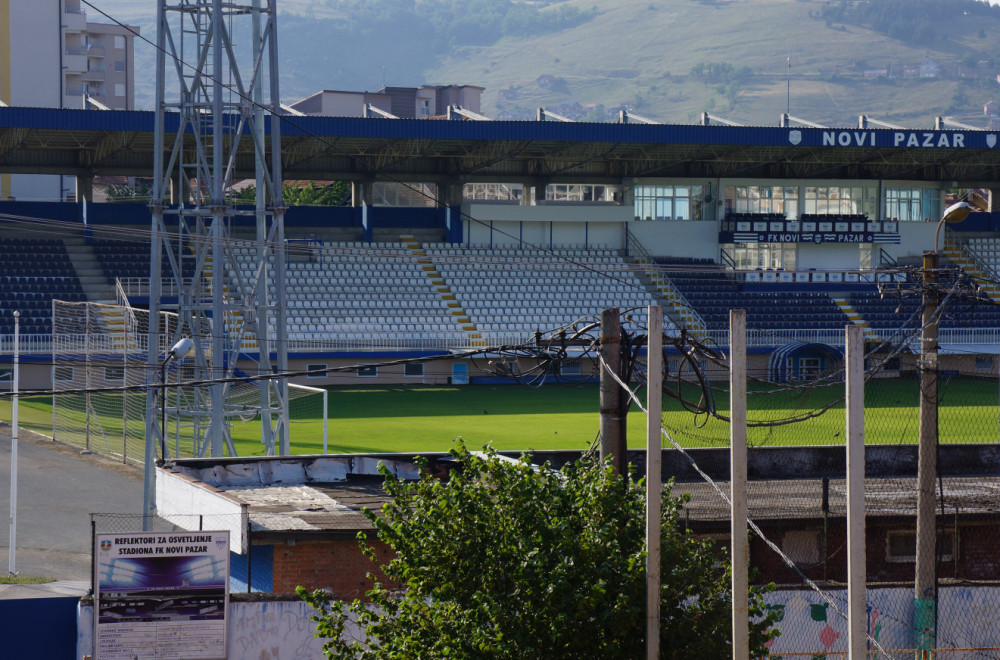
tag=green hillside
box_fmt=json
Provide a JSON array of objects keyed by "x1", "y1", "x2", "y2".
[
  {"x1": 97, "y1": 0, "x2": 1000, "y2": 126},
  {"x1": 424, "y1": 0, "x2": 1000, "y2": 126}
]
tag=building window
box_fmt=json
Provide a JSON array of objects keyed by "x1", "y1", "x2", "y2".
[
  {"x1": 802, "y1": 185, "x2": 877, "y2": 217},
  {"x1": 976, "y1": 356, "x2": 994, "y2": 371},
  {"x1": 887, "y1": 530, "x2": 955, "y2": 562},
  {"x1": 420, "y1": 99, "x2": 430, "y2": 117},
  {"x1": 546, "y1": 183, "x2": 619, "y2": 204},
  {"x1": 724, "y1": 185, "x2": 797, "y2": 218},
  {"x1": 558, "y1": 361, "x2": 582, "y2": 376},
  {"x1": 463, "y1": 182, "x2": 523, "y2": 202},
  {"x1": 0, "y1": 369, "x2": 11, "y2": 382},
  {"x1": 114, "y1": 84, "x2": 125, "y2": 97},
  {"x1": 104, "y1": 366, "x2": 125, "y2": 381},
  {"x1": 404, "y1": 363, "x2": 424, "y2": 377},
  {"x1": 114, "y1": 60, "x2": 126, "y2": 73},
  {"x1": 782, "y1": 530, "x2": 821, "y2": 564},
  {"x1": 306, "y1": 363, "x2": 327, "y2": 378},
  {"x1": 721, "y1": 243, "x2": 797, "y2": 271},
  {"x1": 55, "y1": 366, "x2": 74, "y2": 381},
  {"x1": 883, "y1": 187, "x2": 940, "y2": 222},
  {"x1": 357, "y1": 365, "x2": 377, "y2": 378},
  {"x1": 635, "y1": 184, "x2": 705, "y2": 220},
  {"x1": 114, "y1": 35, "x2": 126, "y2": 49},
  {"x1": 371, "y1": 182, "x2": 436, "y2": 207}
]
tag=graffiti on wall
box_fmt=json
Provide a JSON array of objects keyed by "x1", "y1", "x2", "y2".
[{"x1": 766, "y1": 586, "x2": 1000, "y2": 657}]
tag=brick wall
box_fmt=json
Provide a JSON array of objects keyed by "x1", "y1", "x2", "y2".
[
  {"x1": 270, "y1": 537, "x2": 395, "y2": 599},
  {"x1": 745, "y1": 520, "x2": 1000, "y2": 586}
]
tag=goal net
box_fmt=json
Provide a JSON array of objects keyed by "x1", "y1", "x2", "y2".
[{"x1": 51, "y1": 300, "x2": 328, "y2": 465}]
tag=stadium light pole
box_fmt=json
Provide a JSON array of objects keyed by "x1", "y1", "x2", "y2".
[
  {"x1": 915, "y1": 200, "x2": 971, "y2": 654},
  {"x1": 8, "y1": 311, "x2": 18, "y2": 576},
  {"x1": 160, "y1": 337, "x2": 193, "y2": 463}
]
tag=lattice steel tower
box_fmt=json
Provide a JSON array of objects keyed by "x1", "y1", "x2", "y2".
[{"x1": 144, "y1": 0, "x2": 288, "y2": 515}]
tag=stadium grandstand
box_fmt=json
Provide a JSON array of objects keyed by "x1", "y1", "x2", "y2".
[{"x1": 1, "y1": 108, "x2": 1000, "y2": 388}]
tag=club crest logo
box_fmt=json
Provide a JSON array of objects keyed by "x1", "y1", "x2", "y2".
[
  {"x1": 100, "y1": 540, "x2": 112, "y2": 552},
  {"x1": 788, "y1": 130, "x2": 802, "y2": 145},
  {"x1": 987, "y1": 134, "x2": 997, "y2": 148}
]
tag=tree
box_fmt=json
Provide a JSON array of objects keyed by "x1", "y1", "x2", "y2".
[
  {"x1": 299, "y1": 445, "x2": 778, "y2": 659},
  {"x1": 228, "y1": 181, "x2": 350, "y2": 206}
]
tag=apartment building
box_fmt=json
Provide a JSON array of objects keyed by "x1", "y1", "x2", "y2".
[
  {"x1": 0, "y1": 0, "x2": 137, "y2": 200},
  {"x1": 290, "y1": 84, "x2": 485, "y2": 118}
]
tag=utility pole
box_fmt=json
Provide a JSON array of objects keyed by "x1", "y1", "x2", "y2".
[
  {"x1": 914, "y1": 201, "x2": 970, "y2": 655},
  {"x1": 915, "y1": 249, "x2": 939, "y2": 656},
  {"x1": 600, "y1": 307, "x2": 626, "y2": 475},
  {"x1": 730, "y1": 309, "x2": 749, "y2": 660},
  {"x1": 645, "y1": 306, "x2": 662, "y2": 659}
]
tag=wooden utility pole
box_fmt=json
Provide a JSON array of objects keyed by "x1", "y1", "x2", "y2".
[{"x1": 600, "y1": 307, "x2": 626, "y2": 475}]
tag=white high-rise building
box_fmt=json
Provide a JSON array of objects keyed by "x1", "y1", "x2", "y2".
[{"x1": 0, "y1": 0, "x2": 137, "y2": 201}]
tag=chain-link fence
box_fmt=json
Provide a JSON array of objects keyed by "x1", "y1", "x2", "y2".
[{"x1": 627, "y1": 311, "x2": 1000, "y2": 658}]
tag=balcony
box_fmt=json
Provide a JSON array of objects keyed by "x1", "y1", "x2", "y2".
[
  {"x1": 63, "y1": 8, "x2": 86, "y2": 32},
  {"x1": 63, "y1": 53, "x2": 87, "y2": 74},
  {"x1": 81, "y1": 69, "x2": 106, "y2": 82}
]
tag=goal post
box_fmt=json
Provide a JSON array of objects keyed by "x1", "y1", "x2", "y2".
[{"x1": 52, "y1": 300, "x2": 328, "y2": 463}]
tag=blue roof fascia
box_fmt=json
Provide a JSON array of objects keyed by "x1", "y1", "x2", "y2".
[{"x1": 3, "y1": 107, "x2": 998, "y2": 150}]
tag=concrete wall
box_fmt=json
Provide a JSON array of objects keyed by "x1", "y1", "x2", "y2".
[
  {"x1": 883, "y1": 221, "x2": 936, "y2": 262},
  {"x1": 627, "y1": 219, "x2": 719, "y2": 260},
  {"x1": 462, "y1": 216, "x2": 626, "y2": 249},
  {"x1": 72, "y1": 586, "x2": 1000, "y2": 658}
]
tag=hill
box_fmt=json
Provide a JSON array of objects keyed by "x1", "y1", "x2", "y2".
[{"x1": 90, "y1": 0, "x2": 1000, "y2": 126}]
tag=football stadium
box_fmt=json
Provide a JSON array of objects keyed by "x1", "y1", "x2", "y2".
[{"x1": 6, "y1": 1, "x2": 1000, "y2": 656}]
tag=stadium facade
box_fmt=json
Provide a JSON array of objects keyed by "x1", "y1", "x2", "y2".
[{"x1": 0, "y1": 108, "x2": 999, "y2": 389}]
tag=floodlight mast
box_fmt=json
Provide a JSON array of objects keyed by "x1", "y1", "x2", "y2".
[{"x1": 145, "y1": 0, "x2": 289, "y2": 519}]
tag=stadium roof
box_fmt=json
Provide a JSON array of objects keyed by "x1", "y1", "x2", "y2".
[{"x1": 2, "y1": 107, "x2": 1000, "y2": 184}]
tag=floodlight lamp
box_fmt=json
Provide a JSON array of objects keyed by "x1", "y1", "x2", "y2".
[
  {"x1": 935, "y1": 201, "x2": 973, "y2": 253},
  {"x1": 942, "y1": 201, "x2": 972, "y2": 224},
  {"x1": 168, "y1": 337, "x2": 194, "y2": 360}
]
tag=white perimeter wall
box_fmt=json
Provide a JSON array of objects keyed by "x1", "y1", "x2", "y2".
[{"x1": 76, "y1": 585, "x2": 1000, "y2": 658}]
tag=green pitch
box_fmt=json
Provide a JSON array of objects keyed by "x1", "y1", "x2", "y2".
[
  {"x1": 237, "y1": 375, "x2": 998, "y2": 454},
  {"x1": 9, "y1": 375, "x2": 998, "y2": 457}
]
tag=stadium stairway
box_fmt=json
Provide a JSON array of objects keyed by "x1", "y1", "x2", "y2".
[
  {"x1": 62, "y1": 235, "x2": 116, "y2": 303},
  {"x1": 943, "y1": 236, "x2": 1000, "y2": 303},
  {"x1": 400, "y1": 235, "x2": 486, "y2": 347},
  {"x1": 829, "y1": 297, "x2": 874, "y2": 338},
  {"x1": 625, "y1": 241, "x2": 706, "y2": 334}
]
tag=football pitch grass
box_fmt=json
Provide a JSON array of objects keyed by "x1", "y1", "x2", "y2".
[
  {"x1": 258, "y1": 375, "x2": 998, "y2": 454},
  {"x1": 10, "y1": 375, "x2": 999, "y2": 457}
]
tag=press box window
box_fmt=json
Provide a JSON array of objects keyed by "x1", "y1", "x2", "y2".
[
  {"x1": 887, "y1": 530, "x2": 955, "y2": 562},
  {"x1": 558, "y1": 361, "x2": 582, "y2": 376},
  {"x1": 104, "y1": 366, "x2": 125, "y2": 381},
  {"x1": 306, "y1": 363, "x2": 327, "y2": 378},
  {"x1": 357, "y1": 365, "x2": 378, "y2": 378},
  {"x1": 404, "y1": 363, "x2": 424, "y2": 377},
  {"x1": 55, "y1": 366, "x2": 74, "y2": 381}
]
